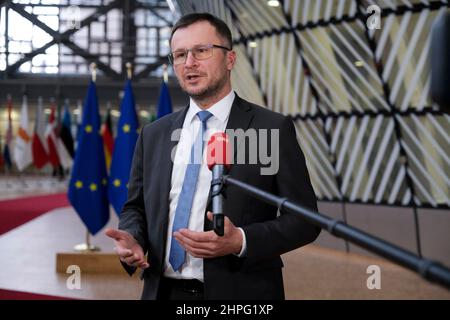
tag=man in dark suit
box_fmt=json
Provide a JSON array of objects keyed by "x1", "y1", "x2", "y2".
[{"x1": 106, "y1": 13, "x2": 320, "y2": 300}]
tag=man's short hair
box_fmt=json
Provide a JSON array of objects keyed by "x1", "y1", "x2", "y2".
[{"x1": 169, "y1": 13, "x2": 233, "y2": 49}]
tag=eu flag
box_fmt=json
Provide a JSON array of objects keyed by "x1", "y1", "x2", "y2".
[
  {"x1": 108, "y1": 80, "x2": 139, "y2": 215},
  {"x1": 156, "y1": 80, "x2": 173, "y2": 119},
  {"x1": 68, "y1": 81, "x2": 109, "y2": 235}
]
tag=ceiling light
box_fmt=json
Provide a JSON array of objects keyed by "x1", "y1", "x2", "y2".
[
  {"x1": 139, "y1": 110, "x2": 150, "y2": 118},
  {"x1": 267, "y1": 0, "x2": 280, "y2": 7}
]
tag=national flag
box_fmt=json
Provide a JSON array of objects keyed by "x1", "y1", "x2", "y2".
[
  {"x1": 13, "y1": 95, "x2": 32, "y2": 171},
  {"x1": 68, "y1": 81, "x2": 109, "y2": 235},
  {"x1": 55, "y1": 102, "x2": 74, "y2": 170},
  {"x1": 32, "y1": 97, "x2": 49, "y2": 169},
  {"x1": 60, "y1": 102, "x2": 75, "y2": 158},
  {"x1": 44, "y1": 104, "x2": 61, "y2": 168},
  {"x1": 108, "y1": 80, "x2": 139, "y2": 215},
  {"x1": 101, "y1": 108, "x2": 114, "y2": 171},
  {"x1": 0, "y1": 139, "x2": 4, "y2": 168},
  {"x1": 75, "y1": 99, "x2": 83, "y2": 147},
  {"x1": 156, "y1": 80, "x2": 173, "y2": 119},
  {"x1": 3, "y1": 96, "x2": 13, "y2": 170}
]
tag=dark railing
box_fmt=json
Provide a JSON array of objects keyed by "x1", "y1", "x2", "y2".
[{"x1": 222, "y1": 175, "x2": 450, "y2": 290}]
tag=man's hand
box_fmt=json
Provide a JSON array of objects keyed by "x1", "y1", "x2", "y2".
[
  {"x1": 173, "y1": 211, "x2": 243, "y2": 258},
  {"x1": 105, "y1": 228, "x2": 149, "y2": 269}
]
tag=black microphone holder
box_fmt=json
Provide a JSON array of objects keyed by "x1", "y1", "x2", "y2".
[{"x1": 222, "y1": 175, "x2": 450, "y2": 290}]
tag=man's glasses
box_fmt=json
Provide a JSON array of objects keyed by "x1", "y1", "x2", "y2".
[{"x1": 168, "y1": 44, "x2": 231, "y2": 65}]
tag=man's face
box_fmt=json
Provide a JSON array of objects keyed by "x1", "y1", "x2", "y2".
[{"x1": 170, "y1": 21, "x2": 236, "y2": 102}]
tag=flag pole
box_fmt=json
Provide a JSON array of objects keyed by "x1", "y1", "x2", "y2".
[
  {"x1": 126, "y1": 62, "x2": 132, "y2": 80},
  {"x1": 49, "y1": 97, "x2": 58, "y2": 185},
  {"x1": 91, "y1": 62, "x2": 97, "y2": 83},
  {"x1": 162, "y1": 63, "x2": 168, "y2": 83},
  {"x1": 5, "y1": 94, "x2": 13, "y2": 183},
  {"x1": 73, "y1": 62, "x2": 101, "y2": 253},
  {"x1": 35, "y1": 96, "x2": 43, "y2": 188},
  {"x1": 18, "y1": 94, "x2": 29, "y2": 188},
  {"x1": 74, "y1": 230, "x2": 100, "y2": 252}
]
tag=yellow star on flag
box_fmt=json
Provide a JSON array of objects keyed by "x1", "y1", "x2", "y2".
[
  {"x1": 102, "y1": 179, "x2": 107, "y2": 186},
  {"x1": 122, "y1": 124, "x2": 130, "y2": 133},
  {"x1": 90, "y1": 183, "x2": 97, "y2": 191},
  {"x1": 85, "y1": 125, "x2": 93, "y2": 133},
  {"x1": 113, "y1": 179, "x2": 121, "y2": 187},
  {"x1": 75, "y1": 181, "x2": 83, "y2": 189}
]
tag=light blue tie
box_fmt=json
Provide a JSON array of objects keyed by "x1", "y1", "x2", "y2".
[{"x1": 169, "y1": 110, "x2": 213, "y2": 271}]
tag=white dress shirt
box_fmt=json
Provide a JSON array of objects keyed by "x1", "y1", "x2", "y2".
[{"x1": 163, "y1": 90, "x2": 246, "y2": 281}]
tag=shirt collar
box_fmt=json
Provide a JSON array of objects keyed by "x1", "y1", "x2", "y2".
[{"x1": 186, "y1": 90, "x2": 235, "y2": 125}]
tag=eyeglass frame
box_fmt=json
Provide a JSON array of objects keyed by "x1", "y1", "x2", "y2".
[{"x1": 168, "y1": 44, "x2": 232, "y2": 65}]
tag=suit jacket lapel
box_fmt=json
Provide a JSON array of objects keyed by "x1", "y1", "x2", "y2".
[{"x1": 225, "y1": 95, "x2": 253, "y2": 165}]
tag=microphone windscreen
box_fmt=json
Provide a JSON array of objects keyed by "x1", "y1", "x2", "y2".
[
  {"x1": 206, "y1": 132, "x2": 232, "y2": 170},
  {"x1": 431, "y1": 12, "x2": 450, "y2": 113}
]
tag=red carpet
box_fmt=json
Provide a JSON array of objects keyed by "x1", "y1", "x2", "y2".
[
  {"x1": 0, "y1": 288, "x2": 74, "y2": 300},
  {"x1": 0, "y1": 193, "x2": 69, "y2": 236}
]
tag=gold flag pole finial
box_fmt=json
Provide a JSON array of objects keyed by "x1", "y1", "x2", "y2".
[
  {"x1": 90, "y1": 62, "x2": 97, "y2": 82},
  {"x1": 163, "y1": 64, "x2": 168, "y2": 83},
  {"x1": 126, "y1": 62, "x2": 132, "y2": 80}
]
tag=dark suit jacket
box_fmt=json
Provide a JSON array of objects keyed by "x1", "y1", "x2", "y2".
[{"x1": 118, "y1": 94, "x2": 320, "y2": 300}]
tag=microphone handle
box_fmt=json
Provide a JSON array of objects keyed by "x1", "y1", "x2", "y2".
[
  {"x1": 212, "y1": 165, "x2": 225, "y2": 236},
  {"x1": 213, "y1": 214, "x2": 224, "y2": 237}
]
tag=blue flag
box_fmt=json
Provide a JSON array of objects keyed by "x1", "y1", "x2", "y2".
[
  {"x1": 156, "y1": 81, "x2": 173, "y2": 119},
  {"x1": 108, "y1": 80, "x2": 139, "y2": 216},
  {"x1": 68, "y1": 81, "x2": 109, "y2": 235}
]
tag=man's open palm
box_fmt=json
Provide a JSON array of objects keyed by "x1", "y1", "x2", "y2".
[{"x1": 105, "y1": 228, "x2": 149, "y2": 269}]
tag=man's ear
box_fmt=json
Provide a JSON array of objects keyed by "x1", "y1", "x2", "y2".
[{"x1": 226, "y1": 50, "x2": 237, "y2": 71}]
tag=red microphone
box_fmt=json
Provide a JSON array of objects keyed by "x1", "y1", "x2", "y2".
[{"x1": 207, "y1": 132, "x2": 232, "y2": 236}]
